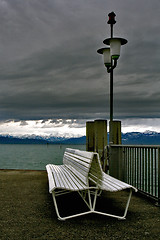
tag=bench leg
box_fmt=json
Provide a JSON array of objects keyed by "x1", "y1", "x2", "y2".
[
  {"x1": 52, "y1": 189, "x2": 133, "y2": 220},
  {"x1": 52, "y1": 192, "x2": 64, "y2": 221},
  {"x1": 52, "y1": 191, "x2": 92, "y2": 221},
  {"x1": 78, "y1": 189, "x2": 93, "y2": 210},
  {"x1": 123, "y1": 188, "x2": 133, "y2": 219},
  {"x1": 93, "y1": 188, "x2": 133, "y2": 220}
]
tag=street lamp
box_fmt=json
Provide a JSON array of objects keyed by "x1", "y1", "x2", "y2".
[
  {"x1": 104, "y1": 38, "x2": 127, "y2": 60},
  {"x1": 97, "y1": 47, "x2": 111, "y2": 68},
  {"x1": 97, "y1": 12, "x2": 127, "y2": 143}
]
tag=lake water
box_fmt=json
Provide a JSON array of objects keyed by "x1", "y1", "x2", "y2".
[{"x1": 0, "y1": 144, "x2": 86, "y2": 170}]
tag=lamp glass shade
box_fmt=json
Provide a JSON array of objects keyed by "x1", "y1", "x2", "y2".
[
  {"x1": 110, "y1": 39, "x2": 121, "y2": 59},
  {"x1": 103, "y1": 48, "x2": 111, "y2": 66}
]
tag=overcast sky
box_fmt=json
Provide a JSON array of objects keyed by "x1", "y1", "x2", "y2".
[{"x1": 0, "y1": 0, "x2": 160, "y2": 137}]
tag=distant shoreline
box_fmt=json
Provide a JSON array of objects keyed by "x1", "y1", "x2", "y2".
[{"x1": 0, "y1": 132, "x2": 160, "y2": 144}]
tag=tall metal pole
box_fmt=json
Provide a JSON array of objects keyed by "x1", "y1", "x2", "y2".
[
  {"x1": 108, "y1": 12, "x2": 116, "y2": 141},
  {"x1": 110, "y1": 22, "x2": 114, "y2": 38},
  {"x1": 110, "y1": 23, "x2": 114, "y2": 123},
  {"x1": 110, "y1": 63, "x2": 113, "y2": 123}
]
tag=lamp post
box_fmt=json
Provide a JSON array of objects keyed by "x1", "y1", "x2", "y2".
[{"x1": 97, "y1": 12, "x2": 127, "y2": 143}]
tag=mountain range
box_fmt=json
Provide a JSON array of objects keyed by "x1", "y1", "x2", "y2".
[{"x1": 0, "y1": 131, "x2": 160, "y2": 145}]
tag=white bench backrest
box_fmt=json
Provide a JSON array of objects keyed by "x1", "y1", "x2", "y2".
[
  {"x1": 63, "y1": 148, "x2": 103, "y2": 186},
  {"x1": 89, "y1": 153, "x2": 103, "y2": 186}
]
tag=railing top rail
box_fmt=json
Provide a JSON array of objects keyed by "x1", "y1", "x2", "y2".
[{"x1": 110, "y1": 144, "x2": 160, "y2": 148}]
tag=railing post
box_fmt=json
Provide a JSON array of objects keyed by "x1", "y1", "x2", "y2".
[
  {"x1": 109, "y1": 144, "x2": 160, "y2": 203},
  {"x1": 158, "y1": 147, "x2": 160, "y2": 206},
  {"x1": 109, "y1": 121, "x2": 123, "y2": 180}
]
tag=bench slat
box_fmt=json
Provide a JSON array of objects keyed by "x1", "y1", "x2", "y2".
[
  {"x1": 64, "y1": 152, "x2": 91, "y2": 165},
  {"x1": 52, "y1": 165, "x2": 72, "y2": 189},
  {"x1": 64, "y1": 153, "x2": 91, "y2": 171},
  {"x1": 63, "y1": 154, "x2": 90, "y2": 175},
  {"x1": 46, "y1": 163, "x2": 90, "y2": 191},
  {"x1": 63, "y1": 166, "x2": 89, "y2": 190},
  {"x1": 65, "y1": 148, "x2": 94, "y2": 160},
  {"x1": 50, "y1": 165, "x2": 80, "y2": 190},
  {"x1": 60, "y1": 166, "x2": 81, "y2": 190},
  {"x1": 65, "y1": 164, "x2": 89, "y2": 185},
  {"x1": 46, "y1": 164, "x2": 56, "y2": 192},
  {"x1": 95, "y1": 173, "x2": 134, "y2": 191},
  {"x1": 50, "y1": 165, "x2": 65, "y2": 189}
]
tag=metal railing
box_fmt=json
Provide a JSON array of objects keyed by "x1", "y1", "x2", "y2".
[{"x1": 109, "y1": 145, "x2": 160, "y2": 204}]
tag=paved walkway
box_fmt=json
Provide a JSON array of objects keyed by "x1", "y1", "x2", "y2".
[{"x1": 0, "y1": 170, "x2": 160, "y2": 240}]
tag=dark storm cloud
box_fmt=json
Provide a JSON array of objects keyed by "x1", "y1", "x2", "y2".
[{"x1": 0, "y1": 0, "x2": 160, "y2": 122}]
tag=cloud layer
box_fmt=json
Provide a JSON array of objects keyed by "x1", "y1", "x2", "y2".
[{"x1": 0, "y1": 0, "x2": 160, "y2": 134}]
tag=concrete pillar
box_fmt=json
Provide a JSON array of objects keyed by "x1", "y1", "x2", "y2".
[
  {"x1": 109, "y1": 146, "x2": 124, "y2": 180},
  {"x1": 94, "y1": 120, "x2": 107, "y2": 171},
  {"x1": 109, "y1": 121, "x2": 123, "y2": 180},
  {"x1": 86, "y1": 121, "x2": 95, "y2": 152},
  {"x1": 109, "y1": 120, "x2": 122, "y2": 144}
]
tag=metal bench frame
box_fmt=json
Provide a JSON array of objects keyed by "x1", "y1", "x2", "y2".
[{"x1": 46, "y1": 148, "x2": 137, "y2": 220}]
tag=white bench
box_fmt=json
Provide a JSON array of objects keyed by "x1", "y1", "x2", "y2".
[{"x1": 46, "y1": 148, "x2": 137, "y2": 220}]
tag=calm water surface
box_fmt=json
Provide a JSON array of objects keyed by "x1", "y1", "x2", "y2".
[{"x1": 0, "y1": 144, "x2": 85, "y2": 170}]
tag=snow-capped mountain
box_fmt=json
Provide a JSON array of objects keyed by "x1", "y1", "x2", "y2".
[
  {"x1": 122, "y1": 131, "x2": 160, "y2": 145},
  {"x1": 0, "y1": 131, "x2": 160, "y2": 144}
]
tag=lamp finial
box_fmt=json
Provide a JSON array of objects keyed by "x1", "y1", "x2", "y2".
[{"x1": 107, "y1": 12, "x2": 116, "y2": 25}]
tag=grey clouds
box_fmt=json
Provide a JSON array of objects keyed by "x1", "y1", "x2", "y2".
[{"x1": 0, "y1": 0, "x2": 160, "y2": 127}]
